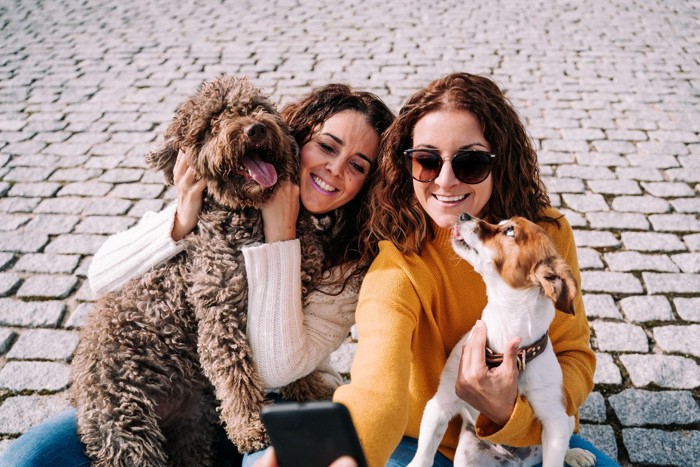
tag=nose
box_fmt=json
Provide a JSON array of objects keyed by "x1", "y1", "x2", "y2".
[
  {"x1": 245, "y1": 123, "x2": 266, "y2": 142},
  {"x1": 459, "y1": 213, "x2": 472, "y2": 222},
  {"x1": 326, "y1": 157, "x2": 343, "y2": 178},
  {"x1": 433, "y1": 157, "x2": 459, "y2": 187}
]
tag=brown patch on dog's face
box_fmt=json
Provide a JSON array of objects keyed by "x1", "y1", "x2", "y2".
[
  {"x1": 476, "y1": 217, "x2": 578, "y2": 313},
  {"x1": 146, "y1": 75, "x2": 298, "y2": 209}
]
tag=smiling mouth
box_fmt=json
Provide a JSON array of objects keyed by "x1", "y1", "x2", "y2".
[
  {"x1": 434, "y1": 193, "x2": 467, "y2": 203},
  {"x1": 311, "y1": 174, "x2": 338, "y2": 193}
]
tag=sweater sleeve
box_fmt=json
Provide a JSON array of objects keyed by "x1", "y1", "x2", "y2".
[
  {"x1": 334, "y1": 249, "x2": 419, "y2": 467},
  {"x1": 87, "y1": 203, "x2": 184, "y2": 296},
  {"x1": 243, "y1": 240, "x2": 357, "y2": 389},
  {"x1": 474, "y1": 214, "x2": 596, "y2": 446}
]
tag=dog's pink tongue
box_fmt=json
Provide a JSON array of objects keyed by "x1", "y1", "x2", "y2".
[{"x1": 242, "y1": 155, "x2": 277, "y2": 187}]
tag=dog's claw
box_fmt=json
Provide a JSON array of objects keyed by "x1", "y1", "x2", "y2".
[{"x1": 564, "y1": 447, "x2": 596, "y2": 467}]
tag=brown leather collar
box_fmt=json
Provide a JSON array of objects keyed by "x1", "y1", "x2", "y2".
[{"x1": 485, "y1": 332, "x2": 549, "y2": 371}]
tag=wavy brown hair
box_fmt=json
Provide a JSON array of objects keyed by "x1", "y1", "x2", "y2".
[
  {"x1": 281, "y1": 84, "x2": 395, "y2": 285},
  {"x1": 362, "y1": 72, "x2": 554, "y2": 258}
]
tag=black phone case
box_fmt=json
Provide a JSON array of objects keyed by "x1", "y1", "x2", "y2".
[{"x1": 261, "y1": 401, "x2": 368, "y2": 467}]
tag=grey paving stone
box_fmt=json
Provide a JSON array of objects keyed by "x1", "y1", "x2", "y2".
[
  {"x1": 0, "y1": 231, "x2": 49, "y2": 253},
  {"x1": 641, "y1": 181, "x2": 695, "y2": 197},
  {"x1": 0, "y1": 361, "x2": 70, "y2": 391},
  {"x1": 542, "y1": 177, "x2": 585, "y2": 194},
  {"x1": 74, "y1": 280, "x2": 97, "y2": 302},
  {"x1": 653, "y1": 324, "x2": 700, "y2": 358},
  {"x1": 74, "y1": 215, "x2": 136, "y2": 234},
  {"x1": 610, "y1": 195, "x2": 671, "y2": 213},
  {"x1": 24, "y1": 215, "x2": 80, "y2": 234},
  {"x1": 562, "y1": 193, "x2": 610, "y2": 212},
  {"x1": 109, "y1": 183, "x2": 164, "y2": 199},
  {"x1": 16, "y1": 274, "x2": 78, "y2": 299},
  {"x1": 614, "y1": 167, "x2": 664, "y2": 181},
  {"x1": 685, "y1": 233, "x2": 700, "y2": 251},
  {"x1": 49, "y1": 167, "x2": 103, "y2": 182},
  {"x1": 575, "y1": 152, "x2": 628, "y2": 166},
  {"x1": 0, "y1": 273, "x2": 21, "y2": 296},
  {"x1": 7, "y1": 182, "x2": 61, "y2": 197},
  {"x1": 556, "y1": 165, "x2": 616, "y2": 179},
  {"x1": 643, "y1": 272, "x2": 700, "y2": 294},
  {"x1": 98, "y1": 168, "x2": 144, "y2": 183},
  {"x1": 57, "y1": 181, "x2": 113, "y2": 197},
  {"x1": 586, "y1": 179, "x2": 641, "y2": 195},
  {"x1": 628, "y1": 391, "x2": 694, "y2": 428},
  {"x1": 6, "y1": 329, "x2": 80, "y2": 360},
  {"x1": 44, "y1": 234, "x2": 107, "y2": 255},
  {"x1": 591, "y1": 321, "x2": 648, "y2": 352},
  {"x1": 0, "y1": 214, "x2": 30, "y2": 231},
  {"x1": 579, "y1": 391, "x2": 606, "y2": 422},
  {"x1": 572, "y1": 230, "x2": 620, "y2": 248},
  {"x1": 13, "y1": 253, "x2": 81, "y2": 274},
  {"x1": 583, "y1": 295, "x2": 622, "y2": 319},
  {"x1": 128, "y1": 199, "x2": 166, "y2": 217},
  {"x1": 576, "y1": 248, "x2": 604, "y2": 270},
  {"x1": 604, "y1": 251, "x2": 679, "y2": 272},
  {"x1": 627, "y1": 152, "x2": 680, "y2": 168},
  {"x1": 621, "y1": 232, "x2": 686, "y2": 252},
  {"x1": 578, "y1": 425, "x2": 618, "y2": 462},
  {"x1": 3, "y1": 167, "x2": 54, "y2": 182},
  {"x1": 619, "y1": 354, "x2": 700, "y2": 389},
  {"x1": 0, "y1": 328, "x2": 16, "y2": 354},
  {"x1": 0, "y1": 299, "x2": 65, "y2": 327},
  {"x1": 649, "y1": 213, "x2": 700, "y2": 232},
  {"x1": 65, "y1": 302, "x2": 94, "y2": 329},
  {"x1": 580, "y1": 272, "x2": 643, "y2": 294},
  {"x1": 0, "y1": 394, "x2": 71, "y2": 434},
  {"x1": 594, "y1": 353, "x2": 622, "y2": 385},
  {"x1": 0, "y1": 197, "x2": 41, "y2": 213},
  {"x1": 671, "y1": 252, "x2": 700, "y2": 273},
  {"x1": 619, "y1": 295, "x2": 674, "y2": 323},
  {"x1": 34, "y1": 197, "x2": 92, "y2": 214},
  {"x1": 586, "y1": 212, "x2": 649, "y2": 230},
  {"x1": 623, "y1": 428, "x2": 699, "y2": 466},
  {"x1": 82, "y1": 197, "x2": 133, "y2": 216},
  {"x1": 671, "y1": 197, "x2": 700, "y2": 214},
  {"x1": 666, "y1": 167, "x2": 700, "y2": 182},
  {"x1": 674, "y1": 297, "x2": 700, "y2": 322}
]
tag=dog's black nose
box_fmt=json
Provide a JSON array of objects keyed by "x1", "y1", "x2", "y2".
[
  {"x1": 459, "y1": 213, "x2": 472, "y2": 222},
  {"x1": 245, "y1": 123, "x2": 266, "y2": 141}
]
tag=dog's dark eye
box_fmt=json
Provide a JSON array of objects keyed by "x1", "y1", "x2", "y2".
[{"x1": 503, "y1": 226, "x2": 515, "y2": 237}]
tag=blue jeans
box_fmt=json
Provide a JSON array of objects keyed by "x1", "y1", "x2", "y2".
[
  {"x1": 387, "y1": 435, "x2": 620, "y2": 466},
  {"x1": 0, "y1": 408, "x2": 242, "y2": 467}
]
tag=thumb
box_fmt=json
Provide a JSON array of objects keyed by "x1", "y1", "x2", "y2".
[{"x1": 501, "y1": 336, "x2": 522, "y2": 373}]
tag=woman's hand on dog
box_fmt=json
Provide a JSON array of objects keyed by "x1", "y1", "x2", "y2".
[
  {"x1": 455, "y1": 320, "x2": 520, "y2": 427},
  {"x1": 172, "y1": 151, "x2": 207, "y2": 241},
  {"x1": 261, "y1": 180, "x2": 299, "y2": 243}
]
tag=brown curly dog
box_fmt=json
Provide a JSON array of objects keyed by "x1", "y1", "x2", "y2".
[{"x1": 71, "y1": 75, "x2": 332, "y2": 467}]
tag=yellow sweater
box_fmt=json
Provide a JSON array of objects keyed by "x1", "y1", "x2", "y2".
[{"x1": 334, "y1": 208, "x2": 595, "y2": 467}]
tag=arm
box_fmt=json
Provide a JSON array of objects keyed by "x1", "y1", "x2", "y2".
[
  {"x1": 473, "y1": 215, "x2": 596, "y2": 445},
  {"x1": 243, "y1": 240, "x2": 357, "y2": 389},
  {"x1": 89, "y1": 152, "x2": 206, "y2": 296},
  {"x1": 334, "y1": 251, "x2": 419, "y2": 467}
]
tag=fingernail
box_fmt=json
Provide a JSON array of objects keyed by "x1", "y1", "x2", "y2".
[{"x1": 332, "y1": 457, "x2": 357, "y2": 467}]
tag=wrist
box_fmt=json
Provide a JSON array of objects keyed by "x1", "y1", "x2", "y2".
[{"x1": 264, "y1": 225, "x2": 296, "y2": 243}]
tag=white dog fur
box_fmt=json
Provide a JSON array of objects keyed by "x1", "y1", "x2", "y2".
[{"x1": 407, "y1": 213, "x2": 596, "y2": 467}]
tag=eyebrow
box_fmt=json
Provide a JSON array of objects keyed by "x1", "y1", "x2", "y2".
[
  {"x1": 416, "y1": 143, "x2": 487, "y2": 151},
  {"x1": 320, "y1": 132, "x2": 373, "y2": 165}
]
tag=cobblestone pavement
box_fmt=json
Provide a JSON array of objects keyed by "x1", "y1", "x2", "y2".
[{"x1": 1, "y1": 0, "x2": 699, "y2": 465}]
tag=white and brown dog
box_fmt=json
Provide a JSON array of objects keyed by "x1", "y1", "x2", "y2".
[{"x1": 408, "y1": 213, "x2": 596, "y2": 467}]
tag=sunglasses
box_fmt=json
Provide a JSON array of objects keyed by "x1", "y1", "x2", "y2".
[{"x1": 404, "y1": 148, "x2": 495, "y2": 184}]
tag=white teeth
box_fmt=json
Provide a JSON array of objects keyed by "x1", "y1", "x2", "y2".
[
  {"x1": 434, "y1": 194, "x2": 466, "y2": 202},
  {"x1": 312, "y1": 174, "x2": 337, "y2": 192}
]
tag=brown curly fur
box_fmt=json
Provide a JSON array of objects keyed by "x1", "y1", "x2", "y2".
[{"x1": 71, "y1": 75, "x2": 331, "y2": 467}]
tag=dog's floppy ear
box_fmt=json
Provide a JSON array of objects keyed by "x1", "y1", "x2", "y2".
[
  {"x1": 530, "y1": 257, "x2": 577, "y2": 314},
  {"x1": 145, "y1": 137, "x2": 178, "y2": 185}
]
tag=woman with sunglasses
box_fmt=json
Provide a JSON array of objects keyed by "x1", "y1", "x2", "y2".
[{"x1": 331, "y1": 73, "x2": 618, "y2": 466}]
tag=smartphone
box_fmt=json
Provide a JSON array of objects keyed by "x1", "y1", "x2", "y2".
[{"x1": 261, "y1": 401, "x2": 368, "y2": 467}]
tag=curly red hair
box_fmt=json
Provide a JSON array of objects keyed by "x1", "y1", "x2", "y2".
[{"x1": 361, "y1": 72, "x2": 554, "y2": 259}]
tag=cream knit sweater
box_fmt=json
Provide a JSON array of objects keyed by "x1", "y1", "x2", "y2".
[{"x1": 87, "y1": 203, "x2": 357, "y2": 391}]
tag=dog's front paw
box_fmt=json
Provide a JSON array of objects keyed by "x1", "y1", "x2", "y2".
[
  {"x1": 564, "y1": 447, "x2": 596, "y2": 467},
  {"x1": 229, "y1": 418, "x2": 269, "y2": 454}
]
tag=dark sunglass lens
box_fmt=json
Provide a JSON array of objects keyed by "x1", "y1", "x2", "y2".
[
  {"x1": 453, "y1": 152, "x2": 492, "y2": 184},
  {"x1": 411, "y1": 151, "x2": 441, "y2": 181}
]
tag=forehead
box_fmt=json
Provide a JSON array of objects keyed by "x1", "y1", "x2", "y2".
[
  {"x1": 412, "y1": 109, "x2": 489, "y2": 149},
  {"x1": 318, "y1": 110, "x2": 380, "y2": 162}
]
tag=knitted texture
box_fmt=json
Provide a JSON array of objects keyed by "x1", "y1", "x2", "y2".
[{"x1": 334, "y1": 207, "x2": 595, "y2": 467}]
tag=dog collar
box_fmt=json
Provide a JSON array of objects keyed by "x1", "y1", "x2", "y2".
[{"x1": 485, "y1": 332, "x2": 549, "y2": 371}]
